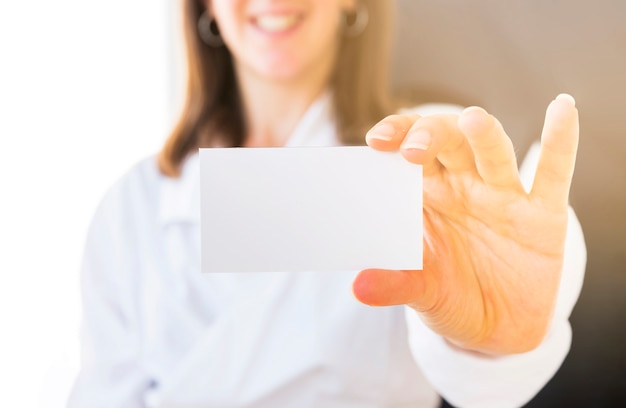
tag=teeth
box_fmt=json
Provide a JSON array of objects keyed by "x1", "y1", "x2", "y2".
[{"x1": 255, "y1": 15, "x2": 299, "y2": 32}]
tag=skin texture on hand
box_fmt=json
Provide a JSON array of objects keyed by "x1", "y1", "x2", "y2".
[{"x1": 353, "y1": 94, "x2": 579, "y2": 355}]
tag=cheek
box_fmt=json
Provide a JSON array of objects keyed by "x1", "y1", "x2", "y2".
[
  {"x1": 306, "y1": 7, "x2": 343, "y2": 48},
  {"x1": 210, "y1": 1, "x2": 245, "y2": 45}
]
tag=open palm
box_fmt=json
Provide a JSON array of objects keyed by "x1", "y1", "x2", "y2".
[{"x1": 353, "y1": 95, "x2": 579, "y2": 354}]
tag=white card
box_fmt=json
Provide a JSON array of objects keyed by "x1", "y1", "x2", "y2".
[{"x1": 200, "y1": 146, "x2": 422, "y2": 273}]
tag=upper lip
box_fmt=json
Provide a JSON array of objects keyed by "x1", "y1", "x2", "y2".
[{"x1": 248, "y1": 7, "x2": 304, "y2": 18}]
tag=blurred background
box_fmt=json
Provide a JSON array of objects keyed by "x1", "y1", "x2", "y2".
[
  {"x1": 0, "y1": 1, "x2": 173, "y2": 407},
  {"x1": 0, "y1": 0, "x2": 623, "y2": 407}
]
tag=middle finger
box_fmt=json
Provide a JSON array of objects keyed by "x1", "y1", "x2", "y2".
[{"x1": 401, "y1": 114, "x2": 476, "y2": 177}]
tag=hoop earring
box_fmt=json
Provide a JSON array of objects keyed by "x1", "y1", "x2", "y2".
[
  {"x1": 198, "y1": 11, "x2": 224, "y2": 47},
  {"x1": 343, "y1": 3, "x2": 369, "y2": 37}
]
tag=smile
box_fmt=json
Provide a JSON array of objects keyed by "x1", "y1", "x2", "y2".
[{"x1": 252, "y1": 14, "x2": 302, "y2": 33}]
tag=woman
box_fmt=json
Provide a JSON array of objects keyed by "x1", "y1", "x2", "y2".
[{"x1": 69, "y1": 0, "x2": 585, "y2": 407}]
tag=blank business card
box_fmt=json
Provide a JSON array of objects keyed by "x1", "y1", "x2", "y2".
[{"x1": 200, "y1": 146, "x2": 422, "y2": 273}]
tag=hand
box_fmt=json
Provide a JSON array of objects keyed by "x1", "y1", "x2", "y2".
[{"x1": 352, "y1": 94, "x2": 579, "y2": 355}]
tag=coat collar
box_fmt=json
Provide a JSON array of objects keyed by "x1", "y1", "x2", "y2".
[
  {"x1": 158, "y1": 153, "x2": 201, "y2": 226},
  {"x1": 158, "y1": 91, "x2": 338, "y2": 226}
]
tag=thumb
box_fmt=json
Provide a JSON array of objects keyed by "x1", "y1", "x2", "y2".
[{"x1": 352, "y1": 268, "x2": 433, "y2": 309}]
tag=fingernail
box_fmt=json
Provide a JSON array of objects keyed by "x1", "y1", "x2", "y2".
[
  {"x1": 402, "y1": 129, "x2": 431, "y2": 151},
  {"x1": 556, "y1": 93, "x2": 576, "y2": 107},
  {"x1": 366, "y1": 122, "x2": 396, "y2": 142}
]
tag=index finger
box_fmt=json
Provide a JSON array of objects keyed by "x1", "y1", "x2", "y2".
[{"x1": 365, "y1": 114, "x2": 421, "y2": 151}]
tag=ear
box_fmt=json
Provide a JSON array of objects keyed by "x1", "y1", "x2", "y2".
[
  {"x1": 203, "y1": 0, "x2": 213, "y2": 15},
  {"x1": 342, "y1": 0, "x2": 358, "y2": 13}
]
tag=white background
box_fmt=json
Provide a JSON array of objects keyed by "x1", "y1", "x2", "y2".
[{"x1": 0, "y1": 1, "x2": 177, "y2": 406}]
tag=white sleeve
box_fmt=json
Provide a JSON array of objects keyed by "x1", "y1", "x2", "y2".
[
  {"x1": 406, "y1": 142, "x2": 586, "y2": 408},
  {"x1": 67, "y1": 194, "x2": 149, "y2": 408}
]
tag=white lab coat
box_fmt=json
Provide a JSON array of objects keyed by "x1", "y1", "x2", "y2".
[{"x1": 68, "y1": 94, "x2": 586, "y2": 408}]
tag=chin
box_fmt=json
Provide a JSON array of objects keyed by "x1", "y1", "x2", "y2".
[{"x1": 255, "y1": 61, "x2": 307, "y2": 82}]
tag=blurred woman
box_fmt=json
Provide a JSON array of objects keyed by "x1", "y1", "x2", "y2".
[{"x1": 69, "y1": 0, "x2": 585, "y2": 407}]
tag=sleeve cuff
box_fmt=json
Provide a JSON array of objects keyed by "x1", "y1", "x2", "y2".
[
  {"x1": 405, "y1": 306, "x2": 572, "y2": 408},
  {"x1": 405, "y1": 196, "x2": 586, "y2": 407}
]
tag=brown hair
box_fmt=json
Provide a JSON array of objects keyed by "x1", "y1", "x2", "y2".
[{"x1": 158, "y1": 0, "x2": 397, "y2": 177}]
